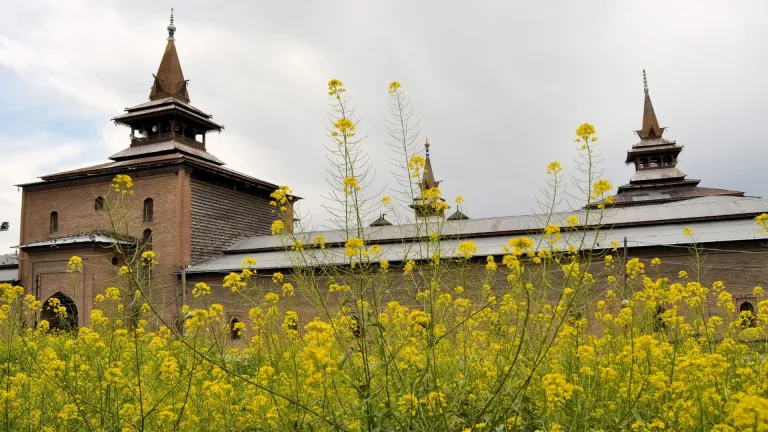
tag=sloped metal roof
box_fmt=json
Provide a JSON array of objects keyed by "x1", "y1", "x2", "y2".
[
  {"x1": 16, "y1": 234, "x2": 129, "y2": 249},
  {"x1": 0, "y1": 255, "x2": 19, "y2": 267},
  {"x1": 124, "y1": 97, "x2": 211, "y2": 118},
  {"x1": 112, "y1": 103, "x2": 224, "y2": 130},
  {"x1": 610, "y1": 184, "x2": 744, "y2": 207},
  {"x1": 186, "y1": 217, "x2": 768, "y2": 273},
  {"x1": 226, "y1": 195, "x2": 768, "y2": 253},
  {"x1": 0, "y1": 268, "x2": 18, "y2": 283},
  {"x1": 186, "y1": 196, "x2": 768, "y2": 274},
  {"x1": 25, "y1": 152, "x2": 282, "y2": 194},
  {"x1": 109, "y1": 140, "x2": 224, "y2": 165}
]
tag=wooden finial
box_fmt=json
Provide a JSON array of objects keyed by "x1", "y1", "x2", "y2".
[
  {"x1": 167, "y1": 8, "x2": 176, "y2": 40},
  {"x1": 643, "y1": 69, "x2": 648, "y2": 95}
]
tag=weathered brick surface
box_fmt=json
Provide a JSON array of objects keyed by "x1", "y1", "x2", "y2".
[
  {"x1": 20, "y1": 245, "x2": 118, "y2": 327},
  {"x1": 19, "y1": 167, "x2": 193, "y2": 323},
  {"x1": 18, "y1": 163, "x2": 281, "y2": 326},
  {"x1": 189, "y1": 178, "x2": 274, "y2": 263},
  {"x1": 182, "y1": 240, "x2": 768, "y2": 339}
]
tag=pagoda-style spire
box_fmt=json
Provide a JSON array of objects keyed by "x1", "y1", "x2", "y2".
[
  {"x1": 110, "y1": 10, "x2": 224, "y2": 165},
  {"x1": 591, "y1": 71, "x2": 746, "y2": 209},
  {"x1": 410, "y1": 137, "x2": 447, "y2": 218},
  {"x1": 149, "y1": 9, "x2": 190, "y2": 103},
  {"x1": 637, "y1": 69, "x2": 663, "y2": 140},
  {"x1": 421, "y1": 137, "x2": 440, "y2": 190}
]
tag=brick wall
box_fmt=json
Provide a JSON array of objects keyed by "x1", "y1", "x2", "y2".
[
  {"x1": 189, "y1": 178, "x2": 274, "y2": 264},
  {"x1": 19, "y1": 167, "x2": 193, "y2": 311},
  {"x1": 182, "y1": 240, "x2": 768, "y2": 341},
  {"x1": 21, "y1": 245, "x2": 119, "y2": 327}
]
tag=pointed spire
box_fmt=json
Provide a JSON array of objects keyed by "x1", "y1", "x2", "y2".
[
  {"x1": 149, "y1": 9, "x2": 190, "y2": 103},
  {"x1": 409, "y1": 137, "x2": 448, "y2": 218},
  {"x1": 638, "y1": 69, "x2": 663, "y2": 139},
  {"x1": 421, "y1": 137, "x2": 439, "y2": 190}
]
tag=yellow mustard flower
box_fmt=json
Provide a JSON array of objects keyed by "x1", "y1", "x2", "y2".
[
  {"x1": 271, "y1": 220, "x2": 285, "y2": 235},
  {"x1": 546, "y1": 161, "x2": 563, "y2": 174}
]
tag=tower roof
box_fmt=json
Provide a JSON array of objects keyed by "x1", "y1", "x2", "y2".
[
  {"x1": 636, "y1": 69, "x2": 664, "y2": 140},
  {"x1": 447, "y1": 209, "x2": 469, "y2": 221},
  {"x1": 149, "y1": 10, "x2": 190, "y2": 103},
  {"x1": 421, "y1": 137, "x2": 440, "y2": 190},
  {"x1": 370, "y1": 214, "x2": 393, "y2": 227},
  {"x1": 410, "y1": 138, "x2": 448, "y2": 218}
]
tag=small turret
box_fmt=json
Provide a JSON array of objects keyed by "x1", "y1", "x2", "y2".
[{"x1": 410, "y1": 137, "x2": 448, "y2": 218}]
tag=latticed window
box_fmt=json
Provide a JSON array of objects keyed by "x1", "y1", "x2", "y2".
[
  {"x1": 143, "y1": 198, "x2": 154, "y2": 223},
  {"x1": 95, "y1": 196, "x2": 105, "y2": 211},
  {"x1": 143, "y1": 229, "x2": 152, "y2": 251},
  {"x1": 50, "y1": 212, "x2": 58, "y2": 234}
]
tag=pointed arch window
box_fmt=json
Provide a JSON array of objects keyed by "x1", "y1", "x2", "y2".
[
  {"x1": 143, "y1": 198, "x2": 154, "y2": 223},
  {"x1": 50, "y1": 212, "x2": 58, "y2": 234},
  {"x1": 95, "y1": 196, "x2": 105, "y2": 211},
  {"x1": 142, "y1": 229, "x2": 153, "y2": 251}
]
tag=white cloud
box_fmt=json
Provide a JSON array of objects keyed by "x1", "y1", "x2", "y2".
[
  {"x1": 2, "y1": 0, "x2": 768, "y2": 252},
  {"x1": 0, "y1": 133, "x2": 95, "y2": 253},
  {"x1": 0, "y1": 35, "x2": 34, "y2": 71}
]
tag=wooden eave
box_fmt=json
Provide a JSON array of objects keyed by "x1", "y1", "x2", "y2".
[
  {"x1": 112, "y1": 104, "x2": 223, "y2": 132},
  {"x1": 19, "y1": 154, "x2": 287, "y2": 198}
]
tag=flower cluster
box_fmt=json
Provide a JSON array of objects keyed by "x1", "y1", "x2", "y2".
[
  {"x1": 111, "y1": 174, "x2": 133, "y2": 194},
  {"x1": 269, "y1": 185, "x2": 292, "y2": 209}
]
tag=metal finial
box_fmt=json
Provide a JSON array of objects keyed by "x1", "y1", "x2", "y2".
[
  {"x1": 643, "y1": 69, "x2": 648, "y2": 94},
  {"x1": 424, "y1": 137, "x2": 430, "y2": 154},
  {"x1": 167, "y1": 8, "x2": 176, "y2": 41}
]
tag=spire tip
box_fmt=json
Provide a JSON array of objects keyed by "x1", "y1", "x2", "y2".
[
  {"x1": 643, "y1": 69, "x2": 648, "y2": 95},
  {"x1": 167, "y1": 8, "x2": 176, "y2": 41}
]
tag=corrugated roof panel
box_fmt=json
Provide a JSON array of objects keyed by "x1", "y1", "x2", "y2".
[
  {"x1": 189, "y1": 217, "x2": 768, "y2": 273},
  {"x1": 226, "y1": 196, "x2": 768, "y2": 253},
  {"x1": 0, "y1": 255, "x2": 19, "y2": 267},
  {"x1": 0, "y1": 268, "x2": 18, "y2": 283}
]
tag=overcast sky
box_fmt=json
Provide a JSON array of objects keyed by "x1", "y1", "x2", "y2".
[{"x1": 1, "y1": 0, "x2": 767, "y2": 253}]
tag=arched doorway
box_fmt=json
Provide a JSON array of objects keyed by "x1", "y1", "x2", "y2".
[
  {"x1": 40, "y1": 292, "x2": 78, "y2": 331},
  {"x1": 739, "y1": 301, "x2": 757, "y2": 328}
]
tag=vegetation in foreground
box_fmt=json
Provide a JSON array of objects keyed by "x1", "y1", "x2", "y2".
[{"x1": 3, "y1": 80, "x2": 768, "y2": 431}]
